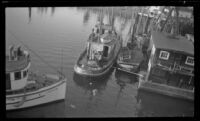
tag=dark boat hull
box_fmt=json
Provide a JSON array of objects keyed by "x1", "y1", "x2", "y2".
[
  {"x1": 74, "y1": 61, "x2": 114, "y2": 77},
  {"x1": 74, "y1": 39, "x2": 121, "y2": 77}
]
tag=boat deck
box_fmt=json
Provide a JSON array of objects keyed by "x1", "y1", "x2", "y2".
[
  {"x1": 6, "y1": 55, "x2": 30, "y2": 72},
  {"x1": 6, "y1": 72, "x2": 61, "y2": 95},
  {"x1": 118, "y1": 46, "x2": 144, "y2": 65}
]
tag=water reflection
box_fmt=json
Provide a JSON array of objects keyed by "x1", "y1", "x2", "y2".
[
  {"x1": 79, "y1": 7, "x2": 139, "y2": 29},
  {"x1": 136, "y1": 89, "x2": 194, "y2": 117},
  {"x1": 114, "y1": 70, "x2": 138, "y2": 107},
  {"x1": 73, "y1": 69, "x2": 113, "y2": 111},
  {"x1": 37, "y1": 7, "x2": 56, "y2": 16},
  {"x1": 28, "y1": 7, "x2": 31, "y2": 23},
  {"x1": 83, "y1": 10, "x2": 90, "y2": 25},
  {"x1": 51, "y1": 7, "x2": 55, "y2": 16}
]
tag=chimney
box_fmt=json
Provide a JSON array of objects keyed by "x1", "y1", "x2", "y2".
[
  {"x1": 13, "y1": 48, "x2": 17, "y2": 61},
  {"x1": 9, "y1": 45, "x2": 14, "y2": 61}
]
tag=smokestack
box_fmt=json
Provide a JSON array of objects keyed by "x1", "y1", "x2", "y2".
[{"x1": 9, "y1": 45, "x2": 14, "y2": 61}]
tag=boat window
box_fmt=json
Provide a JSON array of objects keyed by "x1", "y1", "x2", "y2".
[
  {"x1": 6, "y1": 73, "x2": 10, "y2": 81},
  {"x1": 185, "y1": 56, "x2": 194, "y2": 66},
  {"x1": 159, "y1": 51, "x2": 169, "y2": 60},
  {"x1": 23, "y1": 70, "x2": 27, "y2": 78},
  {"x1": 103, "y1": 46, "x2": 109, "y2": 57},
  {"x1": 6, "y1": 73, "x2": 11, "y2": 90},
  {"x1": 14, "y1": 71, "x2": 21, "y2": 80}
]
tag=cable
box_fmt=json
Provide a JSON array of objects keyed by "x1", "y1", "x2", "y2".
[{"x1": 7, "y1": 30, "x2": 65, "y2": 78}]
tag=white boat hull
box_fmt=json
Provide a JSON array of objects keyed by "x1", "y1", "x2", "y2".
[{"x1": 6, "y1": 78, "x2": 67, "y2": 111}]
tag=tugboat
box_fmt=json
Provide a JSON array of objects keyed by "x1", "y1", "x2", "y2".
[
  {"x1": 74, "y1": 22, "x2": 122, "y2": 76},
  {"x1": 138, "y1": 7, "x2": 194, "y2": 101},
  {"x1": 6, "y1": 45, "x2": 67, "y2": 110}
]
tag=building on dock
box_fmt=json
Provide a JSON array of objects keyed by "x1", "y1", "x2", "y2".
[{"x1": 138, "y1": 30, "x2": 194, "y2": 101}]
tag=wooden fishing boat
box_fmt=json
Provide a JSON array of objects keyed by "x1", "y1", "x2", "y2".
[
  {"x1": 74, "y1": 23, "x2": 122, "y2": 76},
  {"x1": 6, "y1": 45, "x2": 67, "y2": 111},
  {"x1": 138, "y1": 31, "x2": 194, "y2": 101},
  {"x1": 116, "y1": 12, "x2": 153, "y2": 74}
]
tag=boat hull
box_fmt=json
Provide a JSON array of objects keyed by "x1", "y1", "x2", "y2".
[
  {"x1": 138, "y1": 71, "x2": 194, "y2": 101},
  {"x1": 116, "y1": 62, "x2": 139, "y2": 73},
  {"x1": 6, "y1": 77, "x2": 67, "y2": 111},
  {"x1": 74, "y1": 37, "x2": 122, "y2": 77},
  {"x1": 74, "y1": 61, "x2": 114, "y2": 77}
]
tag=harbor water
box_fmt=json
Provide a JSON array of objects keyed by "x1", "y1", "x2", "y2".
[{"x1": 6, "y1": 7, "x2": 194, "y2": 117}]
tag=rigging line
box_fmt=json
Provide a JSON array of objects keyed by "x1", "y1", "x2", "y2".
[{"x1": 7, "y1": 30, "x2": 65, "y2": 78}]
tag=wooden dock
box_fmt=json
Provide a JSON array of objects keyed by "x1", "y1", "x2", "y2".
[{"x1": 138, "y1": 80, "x2": 194, "y2": 101}]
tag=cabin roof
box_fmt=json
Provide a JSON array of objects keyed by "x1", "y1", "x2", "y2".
[
  {"x1": 6, "y1": 55, "x2": 30, "y2": 72},
  {"x1": 88, "y1": 33, "x2": 118, "y2": 46},
  {"x1": 151, "y1": 31, "x2": 194, "y2": 55},
  {"x1": 95, "y1": 24, "x2": 113, "y2": 31}
]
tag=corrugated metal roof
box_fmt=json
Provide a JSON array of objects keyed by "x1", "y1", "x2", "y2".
[{"x1": 151, "y1": 31, "x2": 194, "y2": 55}]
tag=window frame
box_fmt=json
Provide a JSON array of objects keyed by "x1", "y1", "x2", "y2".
[
  {"x1": 185, "y1": 56, "x2": 194, "y2": 66},
  {"x1": 159, "y1": 50, "x2": 170, "y2": 60}
]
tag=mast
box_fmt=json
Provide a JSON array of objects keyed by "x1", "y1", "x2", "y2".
[
  {"x1": 111, "y1": 7, "x2": 114, "y2": 31},
  {"x1": 98, "y1": 8, "x2": 103, "y2": 41},
  {"x1": 161, "y1": 7, "x2": 174, "y2": 32}
]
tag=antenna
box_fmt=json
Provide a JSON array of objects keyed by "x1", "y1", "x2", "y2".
[{"x1": 61, "y1": 48, "x2": 63, "y2": 77}]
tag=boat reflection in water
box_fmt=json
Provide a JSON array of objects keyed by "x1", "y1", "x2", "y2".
[
  {"x1": 114, "y1": 69, "x2": 138, "y2": 107},
  {"x1": 73, "y1": 68, "x2": 114, "y2": 110}
]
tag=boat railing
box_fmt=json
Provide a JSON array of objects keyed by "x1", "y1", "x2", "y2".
[{"x1": 6, "y1": 55, "x2": 30, "y2": 70}]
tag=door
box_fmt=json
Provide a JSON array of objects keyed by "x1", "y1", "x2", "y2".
[
  {"x1": 6, "y1": 73, "x2": 11, "y2": 90},
  {"x1": 103, "y1": 46, "x2": 109, "y2": 57}
]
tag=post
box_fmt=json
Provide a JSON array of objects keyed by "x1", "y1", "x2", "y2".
[
  {"x1": 161, "y1": 7, "x2": 174, "y2": 32},
  {"x1": 9, "y1": 45, "x2": 14, "y2": 61}
]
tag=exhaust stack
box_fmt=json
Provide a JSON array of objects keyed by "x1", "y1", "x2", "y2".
[{"x1": 9, "y1": 45, "x2": 14, "y2": 61}]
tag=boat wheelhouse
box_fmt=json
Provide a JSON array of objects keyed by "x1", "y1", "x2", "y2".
[
  {"x1": 74, "y1": 23, "x2": 122, "y2": 76},
  {"x1": 138, "y1": 31, "x2": 194, "y2": 101},
  {"x1": 6, "y1": 45, "x2": 67, "y2": 111},
  {"x1": 6, "y1": 45, "x2": 31, "y2": 91}
]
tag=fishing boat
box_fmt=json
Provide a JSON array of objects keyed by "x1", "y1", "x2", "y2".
[
  {"x1": 6, "y1": 45, "x2": 67, "y2": 111},
  {"x1": 74, "y1": 22, "x2": 122, "y2": 76},
  {"x1": 116, "y1": 12, "x2": 153, "y2": 74}
]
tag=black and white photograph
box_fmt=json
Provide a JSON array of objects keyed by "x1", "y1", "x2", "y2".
[{"x1": 5, "y1": 5, "x2": 194, "y2": 118}]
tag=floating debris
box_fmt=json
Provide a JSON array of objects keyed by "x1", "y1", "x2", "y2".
[
  {"x1": 70, "y1": 104, "x2": 76, "y2": 109},
  {"x1": 92, "y1": 89, "x2": 98, "y2": 96}
]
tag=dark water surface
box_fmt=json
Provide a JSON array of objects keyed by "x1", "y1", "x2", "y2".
[{"x1": 6, "y1": 7, "x2": 194, "y2": 117}]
